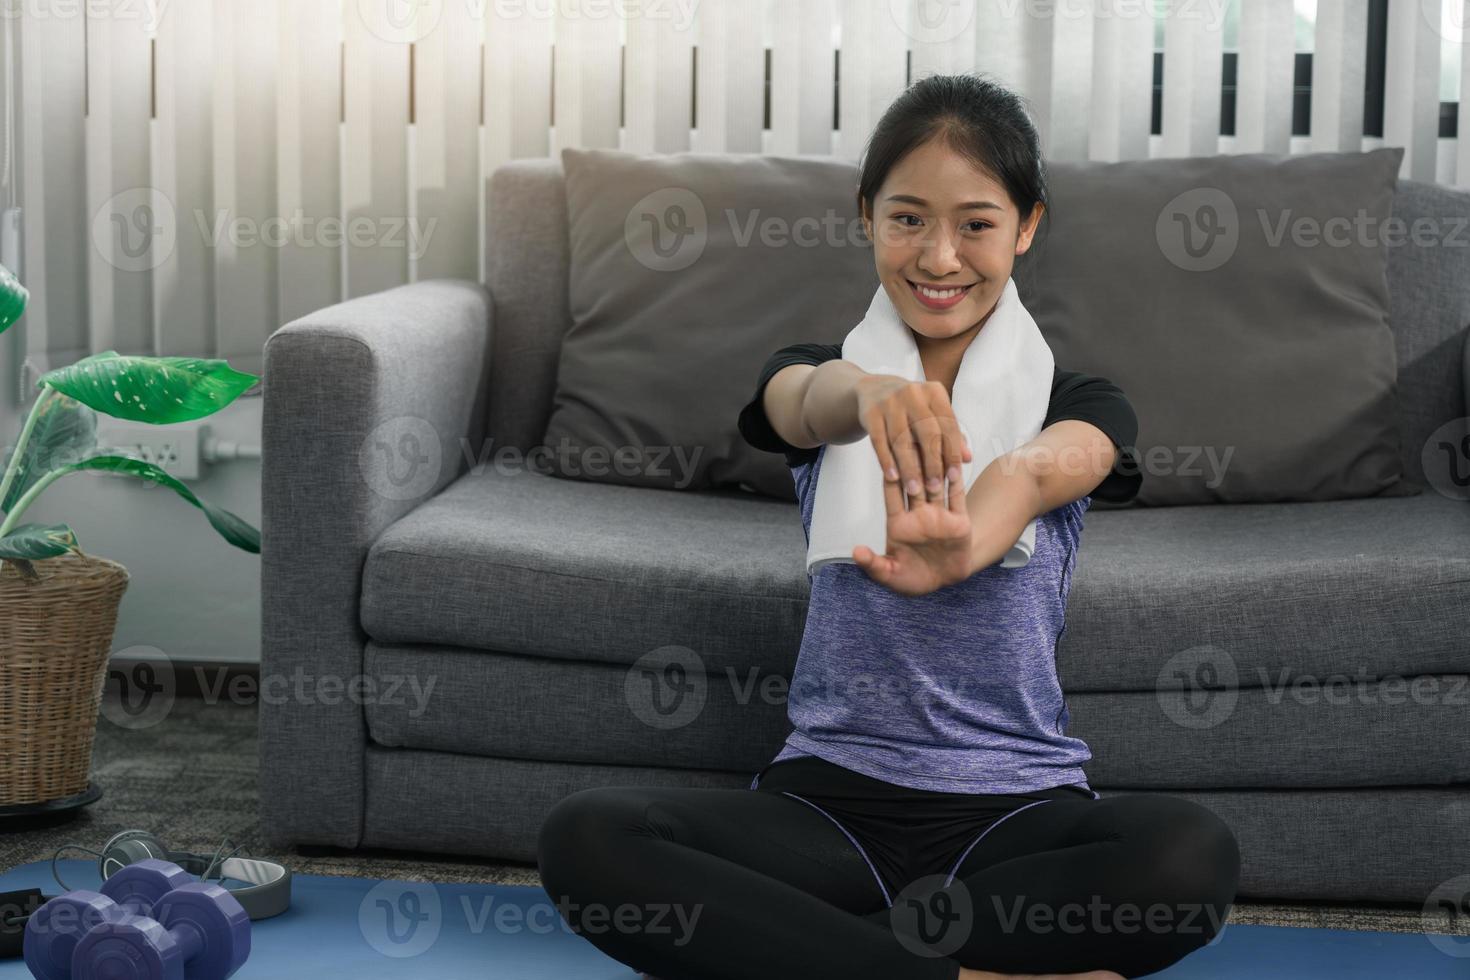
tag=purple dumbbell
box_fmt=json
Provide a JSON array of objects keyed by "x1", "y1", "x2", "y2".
[
  {"x1": 24, "y1": 860, "x2": 194, "y2": 980},
  {"x1": 70, "y1": 883, "x2": 250, "y2": 980}
]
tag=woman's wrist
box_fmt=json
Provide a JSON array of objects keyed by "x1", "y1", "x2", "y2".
[{"x1": 964, "y1": 455, "x2": 1045, "y2": 576}]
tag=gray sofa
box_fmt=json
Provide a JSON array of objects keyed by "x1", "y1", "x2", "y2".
[{"x1": 260, "y1": 157, "x2": 1470, "y2": 905}]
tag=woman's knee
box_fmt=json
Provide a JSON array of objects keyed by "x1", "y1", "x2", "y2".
[
  {"x1": 537, "y1": 786, "x2": 651, "y2": 896},
  {"x1": 1151, "y1": 797, "x2": 1238, "y2": 900},
  {"x1": 1109, "y1": 795, "x2": 1240, "y2": 928}
]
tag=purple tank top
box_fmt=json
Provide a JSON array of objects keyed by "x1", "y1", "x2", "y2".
[{"x1": 751, "y1": 442, "x2": 1095, "y2": 795}]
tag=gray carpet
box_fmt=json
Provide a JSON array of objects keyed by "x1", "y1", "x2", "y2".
[{"x1": 2, "y1": 692, "x2": 1462, "y2": 942}]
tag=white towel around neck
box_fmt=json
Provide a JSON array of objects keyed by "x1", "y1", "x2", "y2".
[{"x1": 805, "y1": 276, "x2": 1055, "y2": 576}]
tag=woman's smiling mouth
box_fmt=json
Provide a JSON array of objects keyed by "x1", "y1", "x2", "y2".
[{"x1": 907, "y1": 278, "x2": 975, "y2": 311}]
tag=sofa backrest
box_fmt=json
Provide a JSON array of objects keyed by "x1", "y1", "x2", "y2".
[
  {"x1": 1381, "y1": 179, "x2": 1470, "y2": 488},
  {"x1": 482, "y1": 156, "x2": 1470, "y2": 490}
]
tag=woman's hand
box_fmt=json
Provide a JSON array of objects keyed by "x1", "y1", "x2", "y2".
[
  {"x1": 850, "y1": 374, "x2": 977, "y2": 595},
  {"x1": 854, "y1": 375, "x2": 972, "y2": 504},
  {"x1": 852, "y1": 469, "x2": 974, "y2": 596}
]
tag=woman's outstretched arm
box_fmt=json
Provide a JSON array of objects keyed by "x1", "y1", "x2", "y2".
[
  {"x1": 761, "y1": 358, "x2": 869, "y2": 449},
  {"x1": 964, "y1": 419, "x2": 1121, "y2": 574},
  {"x1": 766, "y1": 362, "x2": 971, "y2": 503}
]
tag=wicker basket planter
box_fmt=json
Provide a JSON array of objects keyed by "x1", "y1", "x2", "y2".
[
  {"x1": 0, "y1": 551, "x2": 129, "y2": 806},
  {"x1": 0, "y1": 264, "x2": 258, "y2": 812}
]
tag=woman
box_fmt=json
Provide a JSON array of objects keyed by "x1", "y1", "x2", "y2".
[{"x1": 537, "y1": 73, "x2": 1240, "y2": 980}]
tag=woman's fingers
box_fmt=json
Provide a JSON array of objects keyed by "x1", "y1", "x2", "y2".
[
  {"x1": 920, "y1": 425, "x2": 946, "y2": 504},
  {"x1": 947, "y1": 461, "x2": 968, "y2": 513},
  {"x1": 853, "y1": 544, "x2": 895, "y2": 585},
  {"x1": 867, "y1": 381, "x2": 974, "y2": 506},
  {"x1": 926, "y1": 384, "x2": 969, "y2": 504},
  {"x1": 882, "y1": 468, "x2": 907, "y2": 518},
  {"x1": 940, "y1": 425, "x2": 966, "y2": 501},
  {"x1": 887, "y1": 408, "x2": 926, "y2": 500},
  {"x1": 867, "y1": 413, "x2": 901, "y2": 484}
]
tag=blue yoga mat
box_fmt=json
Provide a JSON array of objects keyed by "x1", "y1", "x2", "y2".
[{"x1": 1, "y1": 860, "x2": 1463, "y2": 978}]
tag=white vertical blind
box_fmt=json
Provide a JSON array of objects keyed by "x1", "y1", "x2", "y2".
[
  {"x1": 1159, "y1": 4, "x2": 1224, "y2": 157},
  {"x1": 551, "y1": 8, "x2": 620, "y2": 153},
  {"x1": 905, "y1": 0, "x2": 977, "y2": 80},
  {"x1": 155, "y1": 0, "x2": 216, "y2": 361},
  {"x1": 1089, "y1": 1, "x2": 1154, "y2": 162},
  {"x1": 341, "y1": 2, "x2": 407, "y2": 300},
  {"x1": 213, "y1": 0, "x2": 280, "y2": 377},
  {"x1": 412, "y1": 0, "x2": 481, "y2": 283},
  {"x1": 693, "y1": 0, "x2": 765, "y2": 153},
  {"x1": 625, "y1": 6, "x2": 695, "y2": 154},
  {"x1": 85, "y1": 7, "x2": 151, "y2": 358},
  {"x1": 835, "y1": 0, "x2": 906, "y2": 162},
  {"x1": 17, "y1": 6, "x2": 87, "y2": 380},
  {"x1": 769, "y1": 0, "x2": 835, "y2": 155},
  {"x1": 973, "y1": 2, "x2": 1038, "y2": 102},
  {"x1": 1310, "y1": 0, "x2": 1368, "y2": 153},
  {"x1": 275, "y1": 1, "x2": 340, "y2": 328},
  {"x1": 4, "y1": 0, "x2": 1463, "y2": 396},
  {"x1": 1384, "y1": 0, "x2": 1443, "y2": 181},
  {"x1": 482, "y1": 6, "x2": 552, "y2": 173},
  {"x1": 1040, "y1": 8, "x2": 1096, "y2": 161},
  {"x1": 1236, "y1": 0, "x2": 1296, "y2": 153}
]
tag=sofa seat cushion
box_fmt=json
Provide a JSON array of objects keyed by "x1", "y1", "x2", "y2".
[
  {"x1": 363, "y1": 463, "x2": 1470, "y2": 693},
  {"x1": 361, "y1": 642, "x2": 1470, "y2": 790},
  {"x1": 360, "y1": 461, "x2": 810, "y2": 674},
  {"x1": 1059, "y1": 487, "x2": 1470, "y2": 690}
]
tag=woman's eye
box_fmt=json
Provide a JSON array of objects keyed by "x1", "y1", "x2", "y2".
[
  {"x1": 896, "y1": 214, "x2": 923, "y2": 227},
  {"x1": 966, "y1": 221, "x2": 992, "y2": 233}
]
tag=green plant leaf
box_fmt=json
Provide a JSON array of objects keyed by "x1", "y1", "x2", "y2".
[
  {"x1": 57, "y1": 455, "x2": 259, "y2": 553},
  {"x1": 1, "y1": 393, "x2": 100, "y2": 513},
  {"x1": 0, "y1": 262, "x2": 26, "y2": 337},
  {"x1": 0, "y1": 522, "x2": 79, "y2": 561},
  {"x1": 39, "y1": 351, "x2": 259, "y2": 423}
]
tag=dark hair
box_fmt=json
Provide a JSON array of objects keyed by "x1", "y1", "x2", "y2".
[{"x1": 856, "y1": 72, "x2": 1049, "y2": 248}]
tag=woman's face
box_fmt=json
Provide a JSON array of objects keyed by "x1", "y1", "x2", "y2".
[{"x1": 861, "y1": 137, "x2": 1044, "y2": 342}]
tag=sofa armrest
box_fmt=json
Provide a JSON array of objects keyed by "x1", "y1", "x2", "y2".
[{"x1": 259, "y1": 278, "x2": 492, "y2": 849}]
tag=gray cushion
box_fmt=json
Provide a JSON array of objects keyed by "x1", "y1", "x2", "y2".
[
  {"x1": 1014, "y1": 147, "x2": 1413, "y2": 506},
  {"x1": 1059, "y1": 490, "x2": 1470, "y2": 691},
  {"x1": 360, "y1": 460, "x2": 1470, "y2": 687},
  {"x1": 540, "y1": 148, "x2": 879, "y2": 501},
  {"x1": 360, "y1": 459, "x2": 810, "y2": 674},
  {"x1": 1382, "y1": 178, "x2": 1470, "y2": 490},
  {"x1": 362, "y1": 642, "x2": 1470, "y2": 790}
]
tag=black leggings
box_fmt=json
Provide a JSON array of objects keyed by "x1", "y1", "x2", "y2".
[{"x1": 537, "y1": 756, "x2": 1240, "y2": 980}]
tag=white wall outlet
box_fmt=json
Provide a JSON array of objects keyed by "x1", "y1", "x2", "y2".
[{"x1": 94, "y1": 419, "x2": 207, "y2": 480}]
